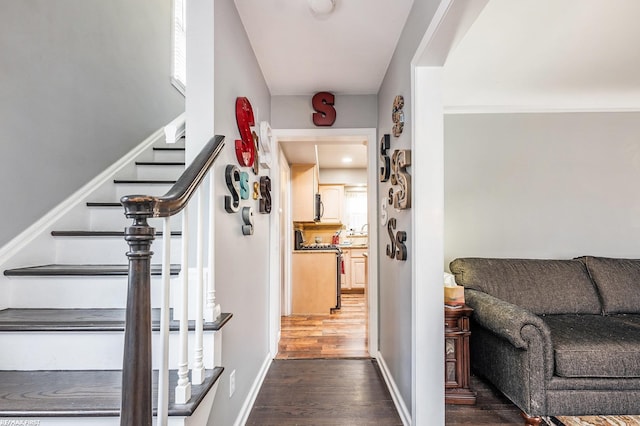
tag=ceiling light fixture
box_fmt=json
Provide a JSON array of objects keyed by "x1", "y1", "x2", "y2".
[
  {"x1": 342, "y1": 156, "x2": 353, "y2": 163},
  {"x1": 308, "y1": 0, "x2": 336, "y2": 17}
]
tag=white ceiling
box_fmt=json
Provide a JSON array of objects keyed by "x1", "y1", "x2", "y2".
[
  {"x1": 235, "y1": 0, "x2": 640, "y2": 166},
  {"x1": 234, "y1": 0, "x2": 414, "y2": 95},
  {"x1": 280, "y1": 137, "x2": 368, "y2": 169},
  {"x1": 443, "y1": 0, "x2": 640, "y2": 111}
]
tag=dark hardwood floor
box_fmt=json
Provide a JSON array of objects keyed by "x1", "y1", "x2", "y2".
[
  {"x1": 262, "y1": 293, "x2": 523, "y2": 425},
  {"x1": 246, "y1": 359, "x2": 403, "y2": 425},
  {"x1": 447, "y1": 375, "x2": 524, "y2": 425}
]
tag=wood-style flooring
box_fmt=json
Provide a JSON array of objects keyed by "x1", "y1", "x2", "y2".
[
  {"x1": 277, "y1": 292, "x2": 368, "y2": 359},
  {"x1": 267, "y1": 292, "x2": 523, "y2": 425},
  {"x1": 246, "y1": 359, "x2": 403, "y2": 425}
]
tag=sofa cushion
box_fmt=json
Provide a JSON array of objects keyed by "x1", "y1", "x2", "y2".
[
  {"x1": 581, "y1": 256, "x2": 640, "y2": 314},
  {"x1": 544, "y1": 314, "x2": 640, "y2": 378},
  {"x1": 449, "y1": 258, "x2": 601, "y2": 315}
]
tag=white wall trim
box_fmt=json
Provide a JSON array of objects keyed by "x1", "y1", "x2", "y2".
[
  {"x1": 233, "y1": 353, "x2": 272, "y2": 426},
  {"x1": 445, "y1": 104, "x2": 640, "y2": 114},
  {"x1": 409, "y1": 0, "x2": 488, "y2": 424},
  {"x1": 164, "y1": 112, "x2": 186, "y2": 144},
  {"x1": 272, "y1": 127, "x2": 379, "y2": 357},
  {"x1": 0, "y1": 121, "x2": 173, "y2": 267},
  {"x1": 377, "y1": 352, "x2": 410, "y2": 426}
]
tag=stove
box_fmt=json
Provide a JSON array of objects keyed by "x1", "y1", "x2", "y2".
[{"x1": 294, "y1": 229, "x2": 343, "y2": 309}]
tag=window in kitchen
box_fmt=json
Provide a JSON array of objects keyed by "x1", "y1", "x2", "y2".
[
  {"x1": 344, "y1": 188, "x2": 368, "y2": 233},
  {"x1": 171, "y1": 0, "x2": 186, "y2": 94}
]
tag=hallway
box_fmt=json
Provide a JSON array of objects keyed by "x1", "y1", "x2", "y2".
[{"x1": 246, "y1": 359, "x2": 402, "y2": 425}]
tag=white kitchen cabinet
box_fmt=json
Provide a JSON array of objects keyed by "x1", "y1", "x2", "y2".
[
  {"x1": 341, "y1": 247, "x2": 367, "y2": 291},
  {"x1": 318, "y1": 184, "x2": 344, "y2": 223}
]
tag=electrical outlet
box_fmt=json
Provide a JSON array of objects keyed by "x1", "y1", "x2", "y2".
[{"x1": 229, "y1": 369, "x2": 236, "y2": 397}]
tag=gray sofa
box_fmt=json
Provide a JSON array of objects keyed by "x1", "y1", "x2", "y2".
[{"x1": 449, "y1": 256, "x2": 640, "y2": 425}]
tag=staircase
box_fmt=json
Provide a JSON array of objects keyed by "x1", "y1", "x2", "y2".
[{"x1": 0, "y1": 124, "x2": 230, "y2": 425}]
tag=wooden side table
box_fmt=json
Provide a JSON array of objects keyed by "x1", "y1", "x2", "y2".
[{"x1": 444, "y1": 304, "x2": 476, "y2": 405}]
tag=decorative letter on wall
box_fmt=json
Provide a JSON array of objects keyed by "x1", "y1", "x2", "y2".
[
  {"x1": 391, "y1": 149, "x2": 411, "y2": 210},
  {"x1": 392, "y1": 95, "x2": 405, "y2": 137},
  {"x1": 312, "y1": 92, "x2": 336, "y2": 126},
  {"x1": 259, "y1": 176, "x2": 272, "y2": 214},
  {"x1": 379, "y1": 134, "x2": 391, "y2": 182},
  {"x1": 227, "y1": 97, "x2": 272, "y2": 236},
  {"x1": 235, "y1": 97, "x2": 256, "y2": 167},
  {"x1": 224, "y1": 165, "x2": 241, "y2": 213}
]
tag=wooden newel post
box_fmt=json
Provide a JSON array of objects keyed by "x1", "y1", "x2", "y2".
[{"x1": 120, "y1": 196, "x2": 156, "y2": 426}]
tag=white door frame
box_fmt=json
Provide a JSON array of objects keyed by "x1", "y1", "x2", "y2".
[
  {"x1": 410, "y1": 0, "x2": 488, "y2": 424},
  {"x1": 269, "y1": 127, "x2": 379, "y2": 358}
]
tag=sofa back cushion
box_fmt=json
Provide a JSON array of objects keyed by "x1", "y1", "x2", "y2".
[
  {"x1": 449, "y1": 258, "x2": 602, "y2": 315},
  {"x1": 581, "y1": 256, "x2": 640, "y2": 314}
]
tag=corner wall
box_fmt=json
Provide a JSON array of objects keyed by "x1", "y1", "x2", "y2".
[
  {"x1": 445, "y1": 111, "x2": 640, "y2": 267},
  {"x1": 376, "y1": 0, "x2": 442, "y2": 420},
  {"x1": 0, "y1": 0, "x2": 184, "y2": 247},
  {"x1": 207, "y1": 0, "x2": 272, "y2": 424}
]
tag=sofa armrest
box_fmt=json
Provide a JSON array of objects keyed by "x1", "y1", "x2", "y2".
[{"x1": 466, "y1": 289, "x2": 554, "y2": 377}]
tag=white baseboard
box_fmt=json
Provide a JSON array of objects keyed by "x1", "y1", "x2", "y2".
[
  {"x1": 233, "y1": 353, "x2": 272, "y2": 426},
  {"x1": 376, "y1": 352, "x2": 411, "y2": 426}
]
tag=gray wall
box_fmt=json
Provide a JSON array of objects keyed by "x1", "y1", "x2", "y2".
[
  {"x1": 445, "y1": 112, "x2": 640, "y2": 268},
  {"x1": 376, "y1": 0, "x2": 441, "y2": 414},
  {"x1": 0, "y1": 0, "x2": 184, "y2": 247},
  {"x1": 271, "y1": 94, "x2": 377, "y2": 128},
  {"x1": 208, "y1": 0, "x2": 271, "y2": 424}
]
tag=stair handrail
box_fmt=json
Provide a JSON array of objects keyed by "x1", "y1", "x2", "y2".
[
  {"x1": 119, "y1": 134, "x2": 225, "y2": 426},
  {"x1": 121, "y1": 135, "x2": 225, "y2": 217}
]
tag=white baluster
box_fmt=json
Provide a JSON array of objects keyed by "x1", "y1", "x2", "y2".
[
  {"x1": 192, "y1": 188, "x2": 205, "y2": 385},
  {"x1": 157, "y1": 217, "x2": 171, "y2": 426},
  {"x1": 206, "y1": 172, "x2": 221, "y2": 322},
  {"x1": 175, "y1": 205, "x2": 191, "y2": 404}
]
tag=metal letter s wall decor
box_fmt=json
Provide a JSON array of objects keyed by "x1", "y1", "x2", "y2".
[
  {"x1": 224, "y1": 165, "x2": 241, "y2": 213},
  {"x1": 259, "y1": 176, "x2": 272, "y2": 214},
  {"x1": 392, "y1": 95, "x2": 404, "y2": 137},
  {"x1": 379, "y1": 134, "x2": 391, "y2": 182},
  {"x1": 312, "y1": 92, "x2": 337, "y2": 126},
  {"x1": 380, "y1": 95, "x2": 412, "y2": 261},
  {"x1": 391, "y1": 149, "x2": 411, "y2": 210},
  {"x1": 225, "y1": 97, "x2": 272, "y2": 235},
  {"x1": 235, "y1": 97, "x2": 256, "y2": 167}
]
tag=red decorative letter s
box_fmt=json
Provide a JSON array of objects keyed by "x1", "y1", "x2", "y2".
[
  {"x1": 312, "y1": 92, "x2": 336, "y2": 126},
  {"x1": 235, "y1": 97, "x2": 256, "y2": 167}
]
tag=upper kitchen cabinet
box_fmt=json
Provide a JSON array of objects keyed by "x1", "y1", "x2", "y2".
[
  {"x1": 318, "y1": 184, "x2": 344, "y2": 223},
  {"x1": 291, "y1": 163, "x2": 318, "y2": 222}
]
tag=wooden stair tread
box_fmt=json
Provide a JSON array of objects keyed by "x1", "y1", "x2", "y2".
[
  {"x1": 113, "y1": 179, "x2": 176, "y2": 184},
  {"x1": 135, "y1": 161, "x2": 186, "y2": 166},
  {"x1": 0, "y1": 368, "x2": 223, "y2": 417},
  {"x1": 153, "y1": 146, "x2": 185, "y2": 151},
  {"x1": 4, "y1": 264, "x2": 181, "y2": 276},
  {"x1": 0, "y1": 309, "x2": 232, "y2": 332},
  {"x1": 86, "y1": 202, "x2": 121, "y2": 207},
  {"x1": 51, "y1": 230, "x2": 181, "y2": 237}
]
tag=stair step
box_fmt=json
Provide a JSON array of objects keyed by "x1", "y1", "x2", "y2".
[
  {"x1": 113, "y1": 179, "x2": 176, "y2": 185},
  {"x1": 51, "y1": 230, "x2": 181, "y2": 237},
  {"x1": 4, "y1": 264, "x2": 181, "y2": 277},
  {"x1": 153, "y1": 147, "x2": 186, "y2": 151},
  {"x1": 135, "y1": 161, "x2": 186, "y2": 166},
  {"x1": 87, "y1": 202, "x2": 121, "y2": 207},
  {"x1": 0, "y1": 309, "x2": 232, "y2": 332},
  {"x1": 0, "y1": 367, "x2": 223, "y2": 417}
]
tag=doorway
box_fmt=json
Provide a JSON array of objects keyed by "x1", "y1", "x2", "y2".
[{"x1": 269, "y1": 128, "x2": 378, "y2": 360}]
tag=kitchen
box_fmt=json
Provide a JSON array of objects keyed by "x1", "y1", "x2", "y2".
[{"x1": 279, "y1": 139, "x2": 370, "y2": 357}]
